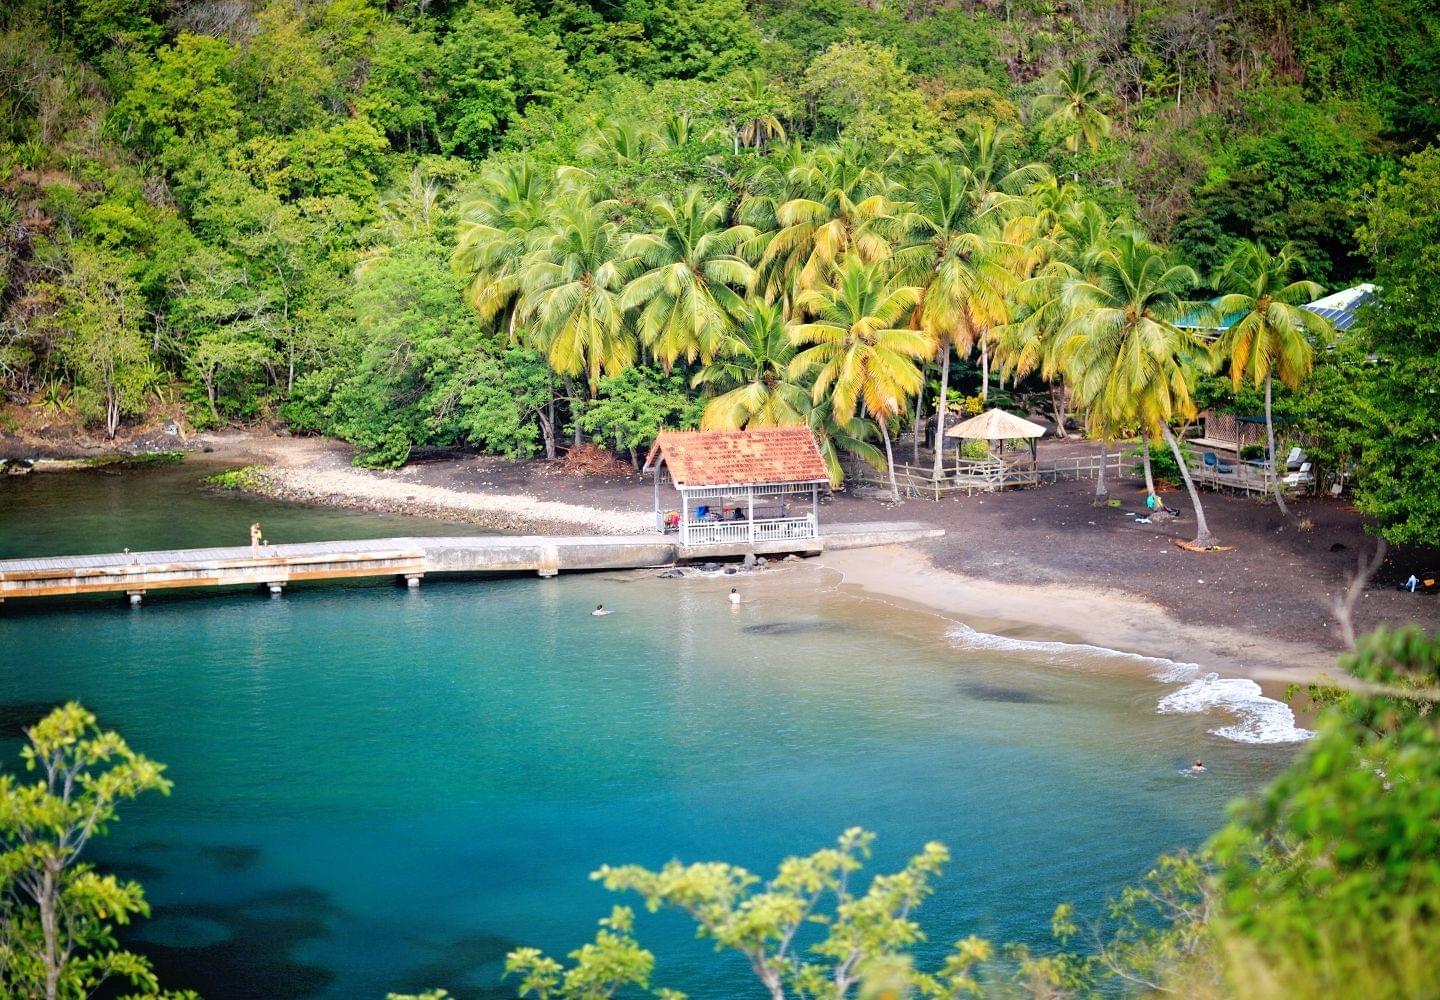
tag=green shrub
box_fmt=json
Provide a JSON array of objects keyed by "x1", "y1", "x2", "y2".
[{"x1": 204, "y1": 465, "x2": 263, "y2": 491}]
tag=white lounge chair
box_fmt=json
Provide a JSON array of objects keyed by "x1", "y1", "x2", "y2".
[
  {"x1": 1282, "y1": 462, "x2": 1313, "y2": 488},
  {"x1": 1285, "y1": 447, "x2": 1305, "y2": 470}
]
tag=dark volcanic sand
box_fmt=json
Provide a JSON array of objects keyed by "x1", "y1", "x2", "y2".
[{"x1": 213, "y1": 432, "x2": 1440, "y2": 657}]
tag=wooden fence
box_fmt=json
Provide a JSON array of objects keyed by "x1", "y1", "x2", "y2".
[{"x1": 856, "y1": 451, "x2": 1132, "y2": 499}]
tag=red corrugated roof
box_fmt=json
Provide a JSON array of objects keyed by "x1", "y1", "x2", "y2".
[{"x1": 646, "y1": 428, "x2": 829, "y2": 487}]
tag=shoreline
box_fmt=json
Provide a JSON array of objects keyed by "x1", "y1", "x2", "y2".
[
  {"x1": 819, "y1": 545, "x2": 1337, "y2": 687},
  {"x1": 224, "y1": 433, "x2": 1341, "y2": 686},
  {"x1": 6, "y1": 430, "x2": 1404, "y2": 693}
]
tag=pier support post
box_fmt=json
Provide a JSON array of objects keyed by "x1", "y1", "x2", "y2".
[
  {"x1": 404, "y1": 574, "x2": 422, "y2": 589},
  {"x1": 266, "y1": 582, "x2": 284, "y2": 597},
  {"x1": 127, "y1": 591, "x2": 143, "y2": 607}
]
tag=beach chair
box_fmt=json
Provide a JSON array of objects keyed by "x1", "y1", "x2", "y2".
[
  {"x1": 1203, "y1": 452, "x2": 1234, "y2": 474},
  {"x1": 1285, "y1": 446, "x2": 1304, "y2": 470},
  {"x1": 1282, "y1": 462, "x2": 1313, "y2": 488}
]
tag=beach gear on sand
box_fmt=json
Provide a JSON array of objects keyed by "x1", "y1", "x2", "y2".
[{"x1": 1172, "y1": 539, "x2": 1234, "y2": 553}]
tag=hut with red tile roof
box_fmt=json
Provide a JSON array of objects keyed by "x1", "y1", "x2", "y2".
[{"x1": 643, "y1": 428, "x2": 828, "y2": 547}]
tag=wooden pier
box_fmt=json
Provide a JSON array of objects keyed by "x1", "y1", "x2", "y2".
[{"x1": 0, "y1": 523, "x2": 943, "y2": 605}]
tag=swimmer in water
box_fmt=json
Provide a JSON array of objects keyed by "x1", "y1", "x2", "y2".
[
  {"x1": 728, "y1": 587, "x2": 741, "y2": 605},
  {"x1": 1190, "y1": 760, "x2": 1206, "y2": 774},
  {"x1": 591, "y1": 604, "x2": 611, "y2": 617}
]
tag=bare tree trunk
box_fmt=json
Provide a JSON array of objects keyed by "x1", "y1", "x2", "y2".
[
  {"x1": 1049, "y1": 382, "x2": 1069, "y2": 439},
  {"x1": 1266, "y1": 374, "x2": 1291, "y2": 519},
  {"x1": 1163, "y1": 425, "x2": 1216, "y2": 547},
  {"x1": 1094, "y1": 439, "x2": 1109, "y2": 503},
  {"x1": 1142, "y1": 440, "x2": 1156, "y2": 498},
  {"x1": 538, "y1": 407, "x2": 556, "y2": 460},
  {"x1": 881, "y1": 419, "x2": 900, "y2": 503},
  {"x1": 931, "y1": 346, "x2": 950, "y2": 480}
]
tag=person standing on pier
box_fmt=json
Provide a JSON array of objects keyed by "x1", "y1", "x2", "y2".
[{"x1": 249, "y1": 523, "x2": 262, "y2": 557}]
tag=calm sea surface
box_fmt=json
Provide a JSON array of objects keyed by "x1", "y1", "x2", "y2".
[{"x1": 0, "y1": 461, "x2": 1297, "y2": 998}]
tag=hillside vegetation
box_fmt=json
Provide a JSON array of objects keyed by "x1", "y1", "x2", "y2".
[{"x1": 1, "y1": 0, "x2": 1437, "y2": 541}]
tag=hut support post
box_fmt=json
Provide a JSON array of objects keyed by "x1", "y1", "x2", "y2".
[
  {"x1": 747, "y1": 488, "x2": 755, "y2": 544},
  {"x1": 811, "y1": 483, "x2": 819, "y2": 530},
  {"x1": 653, "y1": 464, "x2": 662, "y2": 532}
]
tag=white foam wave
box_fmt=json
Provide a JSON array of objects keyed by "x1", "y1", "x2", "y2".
[
  {"x1": 945, "y1": 624, "x2": 1199, "y2": 682},
  {"x1": 1157, "y1": 673, "x2": 1313, "y2": 744},
  {"x1": 946, "y1": 625, "x2": 1313, "y2": 745}
]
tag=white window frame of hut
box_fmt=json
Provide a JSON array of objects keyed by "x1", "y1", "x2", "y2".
[{"x1": 644, "y1": 429, "x2": 830, "y2": 548}]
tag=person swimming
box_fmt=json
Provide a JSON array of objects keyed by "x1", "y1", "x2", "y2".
[
  {"x1": 591, "y1": 604, "x2": 611, "y2": 617},
  {"x1": 1190, "y1": 760, "x2": 1207, "y2": 774},
  {"x1": 728, "y1": 587, "x2": 741, "y2": 605}
]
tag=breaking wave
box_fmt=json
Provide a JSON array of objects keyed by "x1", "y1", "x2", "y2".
[
  {"x1": 1157, "y1": 673, "x2": 1314, "y2": 744},
  {"x1": 946, "y1": 624, "x2": 1312, "y2": 745},
  {"x1": 945, "y1": 624, "x2": 1200, "y2": 682}
]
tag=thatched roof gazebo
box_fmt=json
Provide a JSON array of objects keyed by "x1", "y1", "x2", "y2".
[{"x1": 942, "y1": 408, "x2": 1048, "y2": 489}]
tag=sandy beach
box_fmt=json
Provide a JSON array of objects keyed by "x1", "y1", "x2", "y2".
[{"x1": 819, "y1": 545, "x2": 1335, "y2": 686}]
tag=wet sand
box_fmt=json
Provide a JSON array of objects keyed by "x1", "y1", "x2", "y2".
[{"x1": 819, "y1": 545, "x2": 1336, "y2": 688}]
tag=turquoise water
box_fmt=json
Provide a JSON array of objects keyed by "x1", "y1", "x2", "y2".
[{"x1": 0, "y1": 464, "x2": 1296, "y2": 998}]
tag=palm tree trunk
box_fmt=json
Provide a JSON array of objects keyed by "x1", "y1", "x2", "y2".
[
  {"x1": 1163, "y1": 425, "x2": 1217, "y2": 547},
  {"x1": 912, "y1": 361, "x2": 927, "y2": 465},
  {"x1": 1142, "y1": 440, "x2": 1156, "y2": 499},
  {"x1": 1094, "y1": 440, "x2": 1109, "y2": 504},
  {"x1": 980, "y1": 344, "x2": 989, "y2": 403},
  {"x1": 931, "y1": 346, "x2": 950, "y2": 481},
  {"x1": 881, "y1": 419, "x2": 900, "y2": 503},
  {"x1": 1266, "y1": 374, "x2": 1291, "y2": 519}
]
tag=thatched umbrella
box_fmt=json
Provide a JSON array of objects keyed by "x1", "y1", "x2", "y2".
[{"x1": 944, "y1": 408, "x2": 1047, "y2": 463}]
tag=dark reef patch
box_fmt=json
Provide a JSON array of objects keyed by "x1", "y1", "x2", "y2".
[
  {"x1": 199, "y1": 843, "x2": 263, "y2": 873},
  {"x1": 0, "y1": 700, "x2": 64, "y2": 738},
  {"x1": 954, "y1": 681, "x2": 1055, "y2": 704},
  {"x1": 741, "y1": 620, "x2": 844, "y2": 637},
  {"x1": 396, "y1": 930, "x2": 520, "y2": 999},
  {"x1": 120, "y1": 886, "x2": 340, "y2": 1000}
]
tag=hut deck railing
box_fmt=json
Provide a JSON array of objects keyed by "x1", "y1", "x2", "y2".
[
  {"x1": 1184, "y1": 458, "x2": 1315, "y2": 496},
  {"x1": 682, "y1": 517, "x2": 816, "y2": 546}
]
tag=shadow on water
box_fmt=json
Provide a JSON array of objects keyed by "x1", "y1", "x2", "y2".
[
  {"x1": 954, "y1": 680, "x2": 1057, "y2": 704},
  {"x1": 119, "y1": 886, "x2": 340, "y2": 1000},
  {"x1": 395, "y1": 931, "x2": 521, "y2": 1000},
  {"x1": 741, "y1": 620, "x2": 848, "y2": 637}
]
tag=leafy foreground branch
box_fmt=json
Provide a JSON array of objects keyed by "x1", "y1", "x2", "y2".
[
  {"x1": 0, "y1": 703, "x2": 190, "y2": 1000},
  {"x1": 395, "y1": 626, "x2": 1440, "y2": 1000}
]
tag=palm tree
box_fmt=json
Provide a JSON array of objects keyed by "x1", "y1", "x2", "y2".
[
  {"x1": 1212, "y1": 240, "x2": 1333, "y2": 517},
  {"x1": 693, "y1": 301, "x2": 808, "y2": 429},
  {"x1": 1061, "y1": 236, "x2": 1218, "y2": 547},
  {"x1": 451, "y1": 158, "x2": 550, "y2": 334},
  {"x1": 516, "y1": 204, "x2": 637, "y2": 395},
  {"x1": 893, "y1": 157, "x2": 1016, "y2": 479},
  {"x1": 622, "y1": 190, "x2": 756, "y2": 369},
  {"x1": 1034, "y1": 59, "x2": 1112, "y2": 156},
  {"x1": 997, "y1": 197, "x2": 1137, "y2": 495},
  {"x1": 788, "y1": 256, "x2": 933, "y2": 501},
  {"x1": 759, "y1": 147, "x2": 902, "y2": 298},
  {"x1": 806, "y1": 401, "x2": 886, "y2": 487},
  {"x1": 578, "y1": 119, "x2": 657, "y2": 165},
  {"x1": 730, "y1": 72, "x2": 788, "y2": 153}
]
